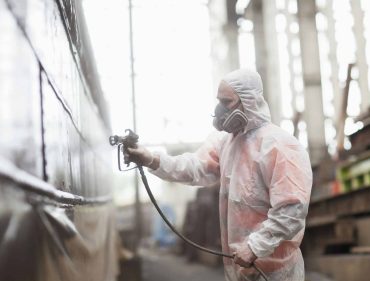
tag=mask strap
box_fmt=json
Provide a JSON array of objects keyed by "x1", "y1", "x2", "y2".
[{"x1": 231, "y1": 99, "x2": 242, "y2": 111}]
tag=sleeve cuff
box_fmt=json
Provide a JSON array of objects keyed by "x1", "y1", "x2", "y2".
[{"x1": 148, "y1": 152, "x2": 170, "y2": 178}]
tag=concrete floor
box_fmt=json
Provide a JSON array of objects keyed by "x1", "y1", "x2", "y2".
[
  {"x1": 141, "y1": 248, "x2": 225, "y2": 281},
  {"x1": 139, "y1": 248, "x2": 333, "y2": 281}
]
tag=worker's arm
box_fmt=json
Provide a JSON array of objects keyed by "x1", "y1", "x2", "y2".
[
  {"x1": 247, "y1": 139, "x2": 313, "y2": 258},
  {"x1": 126, "y1": 131, "x2": 226, "y2": 187},
  {"x1": 149, "y1": 131, "x2": 226, "y2": 187}
]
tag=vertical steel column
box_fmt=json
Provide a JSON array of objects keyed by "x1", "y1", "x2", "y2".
[
  {"x1": 128, "y1": 0, "x2": 142, "y2": 253},
  {"x1": 225, "y1": 0, "x2": 240, "y2": 72},
  {"x1": 262, "y1": 0, "x2": 282, "y2": 125},
  {"x1": 249, "y1": 0, "x2": 267, "y2": 86},
  {"x1": 284, "y1": 0, "x2": 299, "y2": 120},
  {"x1": 324, "y1": 0, "x2": 341, "y2": 125},
  {"x1": 351, "y1": 0, "x2": 370, "y2": 113},
  {"x1": 208, "y1": 0, "x2": 239, "y2": 92},
  {"x1": 248, "y1": 0, "x2": 282, "y2": 125},
  {"x1": 297, "y1": 0, "x2": 327, "y2": 165}
]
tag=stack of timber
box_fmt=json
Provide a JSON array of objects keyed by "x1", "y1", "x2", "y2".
[{"x1": 303, "y1": 110, "x2": 370, "y2": 281}]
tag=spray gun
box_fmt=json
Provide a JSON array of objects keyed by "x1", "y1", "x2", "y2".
[
  {"x1": 109, "y1": 130, "x2": 268, "y2": 281},
  {"x1": 109, "y1": 129, "x2": 139, "y2": 171}
]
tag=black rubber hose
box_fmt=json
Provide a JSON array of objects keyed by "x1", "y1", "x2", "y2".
[{"x1": 137, "y1": 165, "x2": 268, "y2": 281}]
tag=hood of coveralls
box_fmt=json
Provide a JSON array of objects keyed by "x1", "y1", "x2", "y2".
[{"x1": 222, "y1": 69, "x2": 271, "y2": 133}]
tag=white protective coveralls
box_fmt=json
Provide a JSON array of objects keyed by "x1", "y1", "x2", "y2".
[{"x1": 150, "y1": 69, "x2": 312, "y2": 281}]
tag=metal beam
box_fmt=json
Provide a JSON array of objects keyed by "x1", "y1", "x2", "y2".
[
  {"x1": 324, "y1": 0, "x2": 341, "y2": 125},
  {"x1": 0, "y1": 156, "x2": 111, "y2": 205},
  {"x1": 297, "y1": 0, "x2": 327, "y2": 165},
  {"x1": 208, "y1": 0, "x2": 239, "y2": 91},
  {"x1": 351, "y1": 0, "x2": 370, "y2": 113},
  {"x1": 248, "y1": 0, "x2": 282, "y2": 124}
]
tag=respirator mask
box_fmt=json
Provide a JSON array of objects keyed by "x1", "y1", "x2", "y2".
[{"x1": 213, "y1": 101, "x2": 248, "y2": 133}]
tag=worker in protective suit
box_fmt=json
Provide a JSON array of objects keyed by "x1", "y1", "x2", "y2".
[{"x1": 126, "y1": 69, "x2": 312, "y2": 281}]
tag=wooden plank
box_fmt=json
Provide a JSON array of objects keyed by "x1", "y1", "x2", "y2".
[
  {"x1": 306, "y1": 255, "x2": 370, "y2": 281},
  {"x1": 309, "y1": 186, "x2": 370, "y2": 218},
  {"x1": 306, "y1": 215, "x2": 337, "y2": 228},
  {"x1": 356, "y1": 217, "x2": 370, "y2": 246},
  {"x1": 351, "y1": 246, "x2": 370, "y2": 254},
  {"x1": 334, "y1": 219, "x2": 355, "y2": 242}
]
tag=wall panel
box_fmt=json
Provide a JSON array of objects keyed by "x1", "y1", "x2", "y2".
[{"x1": 0, "y1": 0, "x2": 118, "y2": 280}]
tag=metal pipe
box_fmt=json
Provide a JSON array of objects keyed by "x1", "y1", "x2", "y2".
[{"x1": 0, "y1": 156, "x2": 111, "y2": 205}]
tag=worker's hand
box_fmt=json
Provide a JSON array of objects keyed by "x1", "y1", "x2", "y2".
[
  {"x1": 232, "y1": 244, "x2": 257, "y2": 268},
  {"x1": 124, "y1": 146, "x2": 159, "y2": 169}
]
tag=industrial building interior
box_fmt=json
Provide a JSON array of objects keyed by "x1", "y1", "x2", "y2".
[{"x1": 1, "y1": 0, "x2": 370, "y2": 281}]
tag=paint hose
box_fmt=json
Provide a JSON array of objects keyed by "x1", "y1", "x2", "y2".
[{"x1": 137, "y1": 165, "x2": 268, "y2": 281}]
